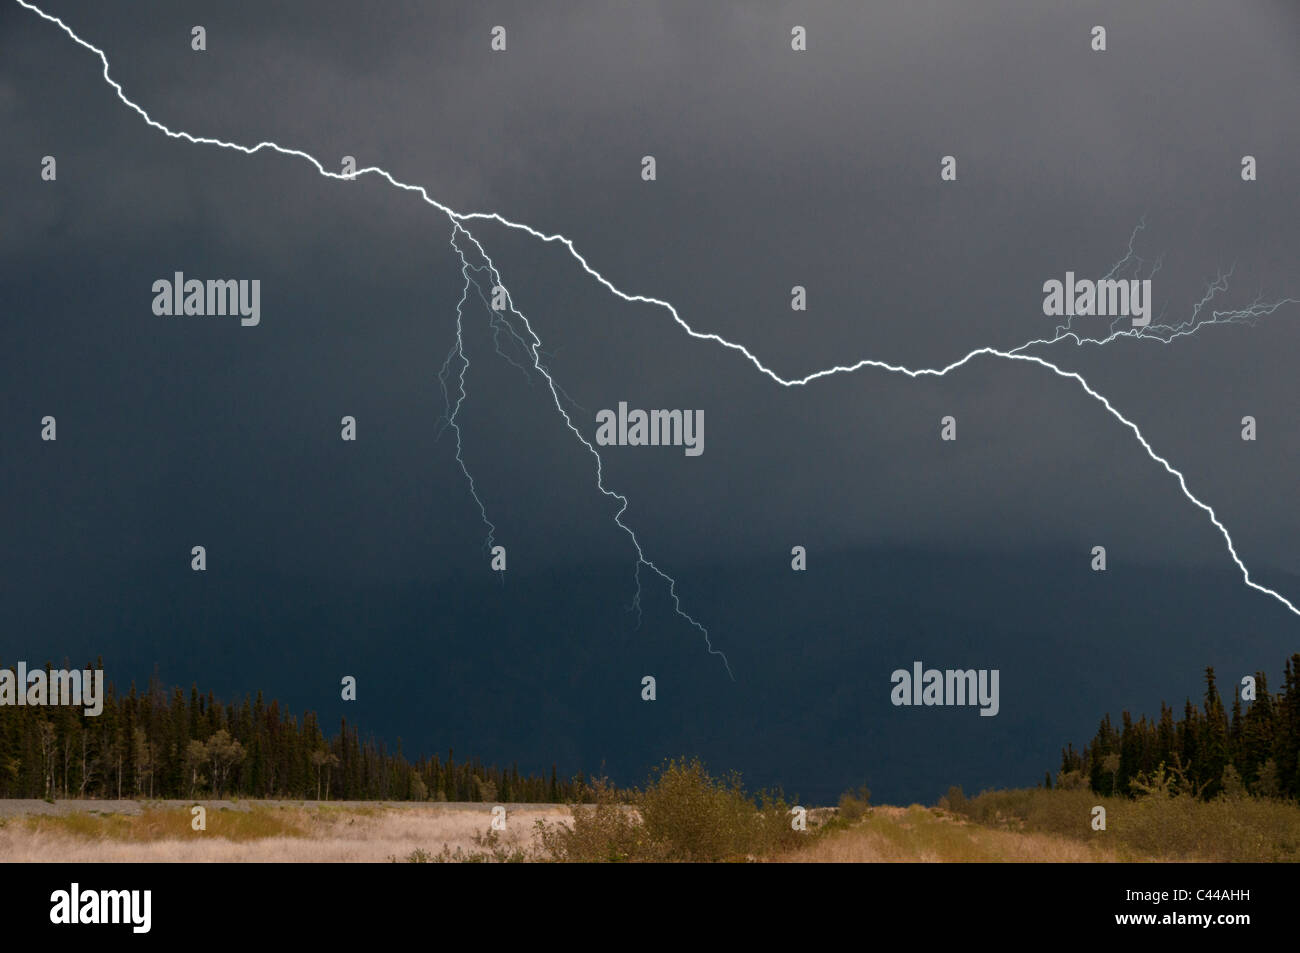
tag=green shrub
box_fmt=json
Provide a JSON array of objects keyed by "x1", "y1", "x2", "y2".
[
  {"x1": 837, "y1": 785, "x2": 871, "y2": 823},
  {"x1": 538, "y1": 759, "x2": 807, "y2": 862},
  {"x1": 537, "y1": 777, "x2": 656, "y2": 862},
  {"x1": 956, "y1": 786, "x2": 1300, "y2": 861},
  {"x1": 940, "y1": 785, "x2": 967, "y2": 815},
  {"x1": 639, "y1": 758, "x2": 804, "y2": 861}
]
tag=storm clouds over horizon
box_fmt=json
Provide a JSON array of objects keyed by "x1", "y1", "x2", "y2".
[{"x1": 2, "y1": 0, "x2": 1298, "y2": 801}]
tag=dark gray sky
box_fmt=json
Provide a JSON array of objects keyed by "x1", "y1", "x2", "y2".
[{"x1": 2, "y1": 0, "x2": 1298, "y2": 802}]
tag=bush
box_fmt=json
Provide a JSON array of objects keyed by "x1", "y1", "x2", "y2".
[
  {"x1": 537, "y1": 777, "x2": 656, "y2": 862},
  {"x1": 955, "y1": 786, "x2": 1300, "y2": 861},
  {"x1": 837, "y1": 785, "x2": 871, "y2": 823},
  {"x1": 940, "y1": 785, "x2": 967, "y2": 815},
  {"x1": 639, "y1": 758, "x2": 804, "y2": 861},
  {"x1": 538, "y1": 759, "x2": 807, "y2": 862}
]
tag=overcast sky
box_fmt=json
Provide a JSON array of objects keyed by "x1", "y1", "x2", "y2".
[{"x1": 2, "y1": 0, "x2": 1298, "y2": 801}]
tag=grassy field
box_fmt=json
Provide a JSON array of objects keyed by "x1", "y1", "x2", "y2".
[
  {"x1": 0, "y1": 801, "x2": 572, "y2": 862},
  {"x1": 938, "y1": 786, "x2": 1300, "y2": 862},
  {"x1": 3, "y1": 789, "x2": 1297, "y2": 862},
  {"x1": 777, "y1": 805, "x2": 1119, "y2": 862},
  {"x1": 4, "y1": 758, "x2": 1298, "y2": 862}
]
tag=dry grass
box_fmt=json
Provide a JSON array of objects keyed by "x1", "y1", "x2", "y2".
[
  {"x1": 7, "y1": 786, "x2": 1293, "y2": 862},
  {"x1": 777, "y1": 805, "x2": 1119, "y2": 862},
  {"x1": 949, "y1": 787, "x2": 1300, "y2": 862},
  {"x1": 22, "y1": 805, "x2": 306, "y2": 842},
  {"x1": 0, "y1": 803, "x2": 570, "y2": 862}
]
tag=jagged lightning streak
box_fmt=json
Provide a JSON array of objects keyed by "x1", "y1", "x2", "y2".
[
  {"x1": 439, "y1": 256, "x2": 587, "y2": 416},
  {"x1": 447, "y1": 225, "x2": 729, "y2": 673},
  {"x1": 435, "y1": 239, "x2": 498, "y2": 558},
  {"x1": 18, "y1": 0, "x2": 1300, "y2": 672},
  {"x1": 443, "y1": 237, "x2": 646, "y2": 627},
  {"x1": 1009, "y1": 219, "x2": 1299, "y2": 353},
  {"x1": 434, "y1": 236, "x2": 587, "y2": 577}
]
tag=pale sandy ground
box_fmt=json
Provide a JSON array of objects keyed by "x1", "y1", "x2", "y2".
[{"x1": 0, "y1": 801, "x2": 569, "y2": 862}]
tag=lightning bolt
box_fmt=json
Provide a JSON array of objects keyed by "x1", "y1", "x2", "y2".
[
  {"x1": 446, "y1": 224, "x2": 730, "y2": 674},
  {"x1": 1011, "y1": 218, "x2": 1299, "y2": 353},
  {"x1": 435, "y1": 240, "x2": 499, "y2": 561},
  {"x1": 435, "y1": 237, "x2": 591, "y2": 594},
  {"x1": 18, "y1": 0, "x2": 1300, "y2": 681}
]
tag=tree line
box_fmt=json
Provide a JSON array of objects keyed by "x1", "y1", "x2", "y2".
[
  {"x1": 1056, "y1": 653, "x2": 1300, "y2": 800},
  {"x1": 0, "y1": 662, "x2": 588, "y2": 803}
]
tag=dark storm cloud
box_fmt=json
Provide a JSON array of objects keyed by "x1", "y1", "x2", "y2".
[
  {"x1": 3, "y1": 0, "x2": 1298, "y2": 801},
  {"x1": 7, "y1": 0, "x2": 1298, "y2": 568}
]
